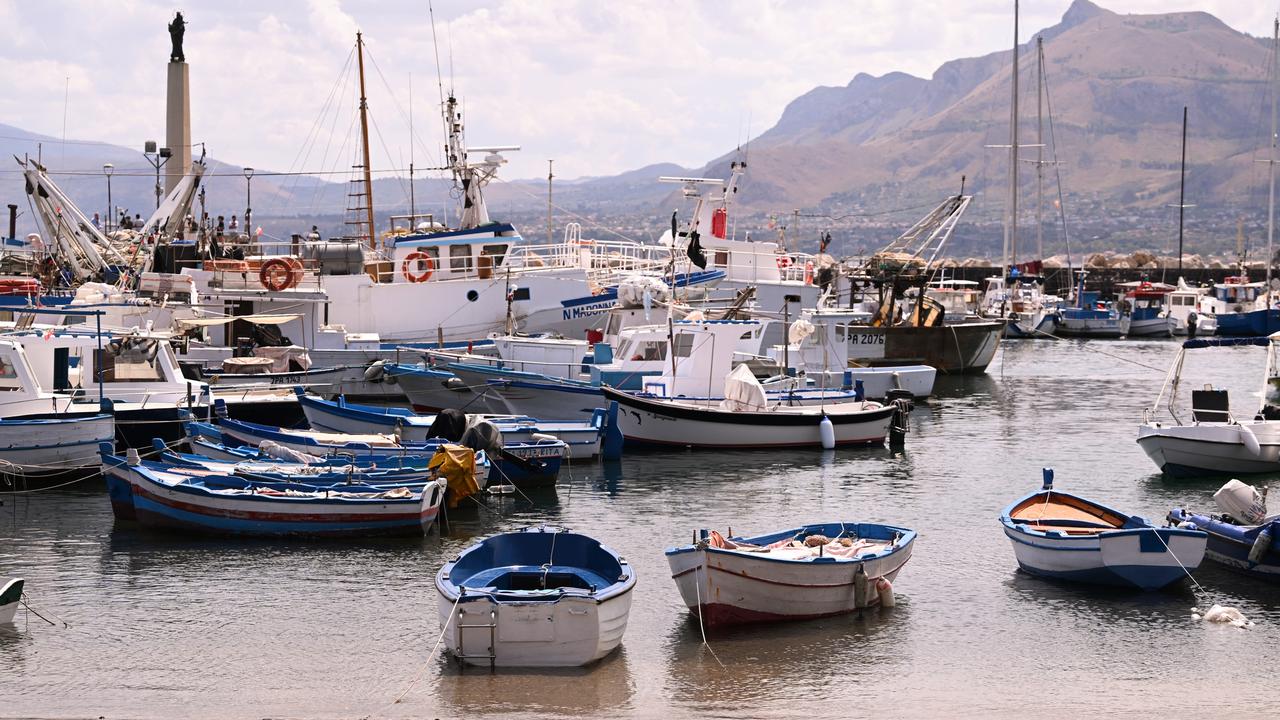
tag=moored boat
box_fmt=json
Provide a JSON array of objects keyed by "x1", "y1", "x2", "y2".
[
  {"x1": 435, "y1": 526, "x2": 636, "y2": 667},
  {"x1": 0, "y1": 578, "x2": 22, "y2": 624},
  {"x1": 1167, "y1": 478, "x2": 1280, "y2": 581},
  {"x1": 1000, "y1": 469, "x2": 1206, "y2": 589},
  {"x1": 102, "y1": 450, "x2": 447, "y2": 538},
  {"x1": 665, "y1": 522, "x2": 914, "y2": 628}
]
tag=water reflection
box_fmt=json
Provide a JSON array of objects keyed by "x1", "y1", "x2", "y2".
[
  {"x1": 431, "y1": 649, "x2": 635, "y2": 716},
  {"x1": 663, "y1": 605, "x2": 909, "y2": 710}
]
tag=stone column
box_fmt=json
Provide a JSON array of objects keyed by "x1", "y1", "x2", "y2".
[{"x1": 165, "y1": 61, "x2": 191, "y2": 194}]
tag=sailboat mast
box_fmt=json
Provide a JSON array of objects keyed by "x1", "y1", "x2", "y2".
[
  {"x1": 356, "y1": 32, "x2": 376, "y2": 252},
  {"x1": 1004, "y1": 0, "x2": 1019, "y2": 275},
  {"x1": 1036, "y1": 36, "x2": 1044, "y2": 262},
  {"x1": 1268, "y1": 17, "x2": 1278, "y2": 296},
  {"x1": 1178, "y1": 106, "x2": 1187, "y2": 275}
]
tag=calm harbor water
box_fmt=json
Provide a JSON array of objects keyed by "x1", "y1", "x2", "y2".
[{"x1": 5, "y1": 339, "x2": 1280, "y2": 718}]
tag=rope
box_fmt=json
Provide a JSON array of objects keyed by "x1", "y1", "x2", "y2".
[
  {"x1": 390, "y1": 591, "x2": 462, "y2": 705},
  {"x1": 691, "y1": 565, "x2": 724, "y2": 669}
]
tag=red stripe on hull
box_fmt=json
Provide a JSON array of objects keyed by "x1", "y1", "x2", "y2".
[{"x1": 694, "y1": 602, "x2": 878, "y2": 628}]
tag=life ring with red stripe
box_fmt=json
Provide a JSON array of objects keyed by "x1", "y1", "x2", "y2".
[
  {"x1": 402, "y1": 251, "x2": 435, "y2": 283},
  {"x1": 259, "y1": 258, "x2": 300, "y2": 291},
  {"x1": 776, "y1": 256, "x2": 793, "y2": 269}
]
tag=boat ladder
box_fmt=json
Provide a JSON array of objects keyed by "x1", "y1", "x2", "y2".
[{"x1": 456, "y1": 604, "x2": 498, "y2": 668}]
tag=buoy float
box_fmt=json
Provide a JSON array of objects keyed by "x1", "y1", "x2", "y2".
[
  {"x1": 1240, "y1": 424, "x2": 1263, "y2": 457},
  {"x1": 875, "y1": 577, "x2": 895, "y2": 608},
  {"x1": 819, "y1": 414, "x2": 835, "y2": 450}
]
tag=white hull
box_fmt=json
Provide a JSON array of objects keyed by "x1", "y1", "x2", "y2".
[
  {"x1": 1121, "y1": 315, "x2": 1175, "y2": 337},
  {"x1": 1137, "y1": 420, "x2": 1280, "y2": 476},
  {"x1": 666, "y1": 540, "x2": 912, "y2": 624},
  {"x1": 0, "y1": 578, "x2": 21, "y2": 625},
  {"x1": 437, "y1": 588, "x2": 633, "y2": 667},
  {"x1": 1004, "y1": 525, "x2": 1205, "y2": 587},
  {"x1": 394, "y1": 368, "x2": 494, "y2": 413},
  {"x1": 0, "y1": 414, "x2": 115, "y2": 472},
  {"x1": 804, "y1": 365, "x2": 936, "y2": 398},
  {"x1": 1056, "y1": 316, "x2": 1123, "y2": 337},
  {"x1": 606, "y1": 389, "x2": 893, "y2": 448}
]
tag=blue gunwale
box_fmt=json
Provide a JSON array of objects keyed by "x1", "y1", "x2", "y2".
[{"x1": 664, "y1": 522, "x2": 916, "y2": 564}]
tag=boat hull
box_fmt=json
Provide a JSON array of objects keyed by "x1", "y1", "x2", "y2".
[
  {"x1": 874, "y1": 321, "x2": 1004, "y2": 375},
  {"x1": 1170, "y1": 511, "x2": 1280, "y2": 581},
  {"x1": 389, "y1": 365, "x2": 494, "y2": 414},
  {"x1": 1215, "y1": 309, "x2": 1280, "y2": 337},
  {"x1": 602, "y1": 388, "x2": 894, "y2": 449},
  {"x1": 1003, "y1": 524, "x2": 1205, "y2": 589},
  {"x1": 0, "y1": 413, "x2": 114, "y2": 473},
  {"x1": 1003, "y1": 312, "x2": 1057, "y2": 339},
  {"x1": 1122, "y1": 315, "x2": 1175, "y2": 338},
  {"x1": 105, "y1": 462, "x2": 444, "y2": 538},
  {"x1": 1137, "y1": 421, "x2": 1280, "y2": 477},
  {"x1": 0, "y1": 578, "x2": 22, "y2": 624},
  {"x1": 438, "y1": 590, "x2": 633, "y2": 667},
  {"x1": 666, "y1": 539, "x2": 912, "y2": 627}
]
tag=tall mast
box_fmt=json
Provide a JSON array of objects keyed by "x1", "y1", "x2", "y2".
[
  {"x1": 356, "y1": 32, "x2": 376, "y2": 251},
  {"x1": 1268, "y1": 17, "x2": 1278, "y2": 298},
  {"x1": 1177, "y1": 106, "x2": 1188, "y2": 275},
  {"x1": 1035, "y1": 36, "x2": 1044, "y2": 262},
  {"x1": 1005, "y1": 0, "x2": 1020, "y2": 274},
  {"x1": 547, "y1": 159, "x2": 554, "y2": 244}
]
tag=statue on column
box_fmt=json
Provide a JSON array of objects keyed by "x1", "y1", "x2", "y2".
[{"x1": 168, "y1": 12, "x2": 187, "y2": 63}]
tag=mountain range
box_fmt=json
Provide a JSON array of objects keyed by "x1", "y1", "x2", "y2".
[{"x1": 2, "y1": 1, "x2": 1276, "y2": 258}]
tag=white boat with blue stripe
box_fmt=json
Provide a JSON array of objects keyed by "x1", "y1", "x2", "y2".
[{"x1": 1000, "y1": 469, "x2": 1206, "y2": 590}]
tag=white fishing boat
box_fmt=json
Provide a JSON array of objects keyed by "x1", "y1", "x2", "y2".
[
  {"x1": 1117, "y1": 281, "x2": 1176, "y2": 337},
  {"x1": 665, "y1": 522, "x2": 915, "y2": 627},
  {"x1": 0, "y1": 578, "x2": 22, "y2": 624},
  {"x1": 1001, "y1": 470, "x2": 1206, "y2": 589},
  {"x1": 603, "y1": 362, "x2": 904, "y2": 449},
  {"x1": 435, "y1": 526, "x2": 636, "y2": 667},
  {"x1": 0, "y1": 338, "x2": 114, "y2": 475},
  {"x1": 1137, "y1": 334, "x2": 1280, "y2": 477},
  {"x1": 768, "y1": 309, "x2": 936, "y2": 398}
]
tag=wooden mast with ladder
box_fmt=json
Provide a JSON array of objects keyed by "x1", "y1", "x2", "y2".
[{"x1": 348, "y1": 32, "x2": 377, "y2": 252}]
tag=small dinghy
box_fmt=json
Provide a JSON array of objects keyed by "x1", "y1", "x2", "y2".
[
  {"x1": 1000, "y1": 469, "x2": 1206, "y2": 589},
  {"x1": 0, "y1": 578, "x2": 22, "y2": 624},
  {"x1": 1168, "y1": 479, "x2": 1280, "y2": 581},
  {"x1": 665, "y1": 522, "x2": 915, "y2": 628},
  {"x1": 435, "y1": 526, "x2": 636, "y2": 667}
]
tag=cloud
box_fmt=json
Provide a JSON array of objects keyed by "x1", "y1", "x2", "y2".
[{"x1": 0, "y1": 0, "x2": 1270, "y2": 184}]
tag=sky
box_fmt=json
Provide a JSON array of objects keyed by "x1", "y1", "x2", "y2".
[{"x1": 0, "y1": 0, "x2": 1276, "y2": 182}]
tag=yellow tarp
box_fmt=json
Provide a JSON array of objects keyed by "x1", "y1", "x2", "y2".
[{"x1": 429, "y1": 443, "x2": 479, "y2": 508}]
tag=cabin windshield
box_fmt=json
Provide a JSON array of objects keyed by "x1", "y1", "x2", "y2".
[
  {"x1": 0, "y1": 355, "x2": 21, "y2": 391},
  {"x1": 97, "y1": 340, "x2": 166, "y2": 382}
]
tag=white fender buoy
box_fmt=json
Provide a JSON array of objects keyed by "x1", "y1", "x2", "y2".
[
  {"x1": 853, "y1": 567, "x2": 869, "y2": 608},
  {"x1": 1239, "y1": 424, "x2": 1262, "y2": 457},
  {"x1": 876, "y1": 577, "x2": 895, "y2": 608},
  {"x1": 819, "y1": 414, "x2": 835, "y2": 450},
  {"x1": 1249, "y1": 525, "x2": 1273, "y2": 565}
]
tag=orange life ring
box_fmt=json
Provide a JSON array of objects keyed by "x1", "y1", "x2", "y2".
[
  {"x1": 776, "y1": 256, "x2": 792, "y2": 269},
  {"x1": 402, "y1": 251, "x2": 435, "y2": 283},
  {"x1": 259, "y1": 257, "x2": 297, "y2": 292},
  {"x1": 804, "y1": 260, "x2": 815, "y2": 285}
]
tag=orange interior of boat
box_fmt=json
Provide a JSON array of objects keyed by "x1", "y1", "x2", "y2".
[{"x1": 1009, "y1": 493, "x2": 1125, "y2": 534}]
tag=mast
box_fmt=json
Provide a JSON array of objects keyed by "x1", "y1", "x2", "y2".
[
  {"x1": 1035, "y1": 36, "x2": 1044, "y2": 262},
  {"x1": 1268, "y1": 17, "x2": 1278, "y2": 300},
  {"x1": 547, "y1": 159, "x2": 554, "y2": 244},
  {"x1": 356, "y1": 32, "x2": 376, "y2": 251},
  {"x1": 1004, "y1": 0, "x2": 1019, "y2": 275},
  {"x1": 1177, "y1": 106, "x2": 1188, "y2": 275}
]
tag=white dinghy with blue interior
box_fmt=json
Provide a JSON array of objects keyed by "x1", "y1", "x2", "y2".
[
  {"x1": 435, "y1": 526, "x2": 636, "y2": 667},
  {"x1": 1000, "y1": 469, "x2": 1206, "y2": 589},
  {"x1": 1137, "y1": 334, "x2": 1280, "y2": 477}
]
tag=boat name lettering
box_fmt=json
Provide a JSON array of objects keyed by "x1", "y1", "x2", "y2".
[{"x1": 563, "y1": 300, "x2": 614, "y2": 321}]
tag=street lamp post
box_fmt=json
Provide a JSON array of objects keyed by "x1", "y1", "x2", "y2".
[
  {"x1": 243, "y1": 167, "x2": 254, "y2": 238},
  {"x1": 103, "y1": 163, "x2": 114, "y2": 232},
  {"x1": 143, "y1": 140, "x2": 172, "y2": 210}
]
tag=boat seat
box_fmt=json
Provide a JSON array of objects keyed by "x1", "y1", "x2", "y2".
[
  {"x1": 1019, "y1": 520, "x2": 1109, "y2": 535},
  {"x1": 462, "y1": 564, "x2": 611, "y2": 592}
]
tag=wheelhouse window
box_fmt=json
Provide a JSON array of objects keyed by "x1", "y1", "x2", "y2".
[
  {"x1": 96, "y1": 340, "x2": 166, "y2": 382},
  {"x1": 449, "y1": 244, "x2": 473, "y2": 272},
  {"x1": 0, "y1": 356, "x2": 19, "y2": 391},
  {"x1": 713, "y1": 250, "x2": 729, "y2": 268},
  {"x1": 482, "y1": 244, "x2": 509, "y2": 267},
  {"x1": 627, "y1": 340, "x2": 668, "y2": 361},
  {"x1": 673, "y1": 333, "x2": 695, "y2": 357}
]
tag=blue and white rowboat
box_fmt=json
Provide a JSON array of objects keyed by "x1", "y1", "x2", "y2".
[
  {"x1": 436, "y1": 526, "x2": 636, "y2": 667},
  {"x1": 102, "y1": 452, "x2": 446, "y2": 538},
  {"x1": 1000, "y1": 469, "x2": 1207, "y2": 589}
]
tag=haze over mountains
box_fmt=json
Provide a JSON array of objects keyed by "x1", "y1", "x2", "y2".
[{"x1": 2, "y1": 1, "x2": 1275, "y2": 258}]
